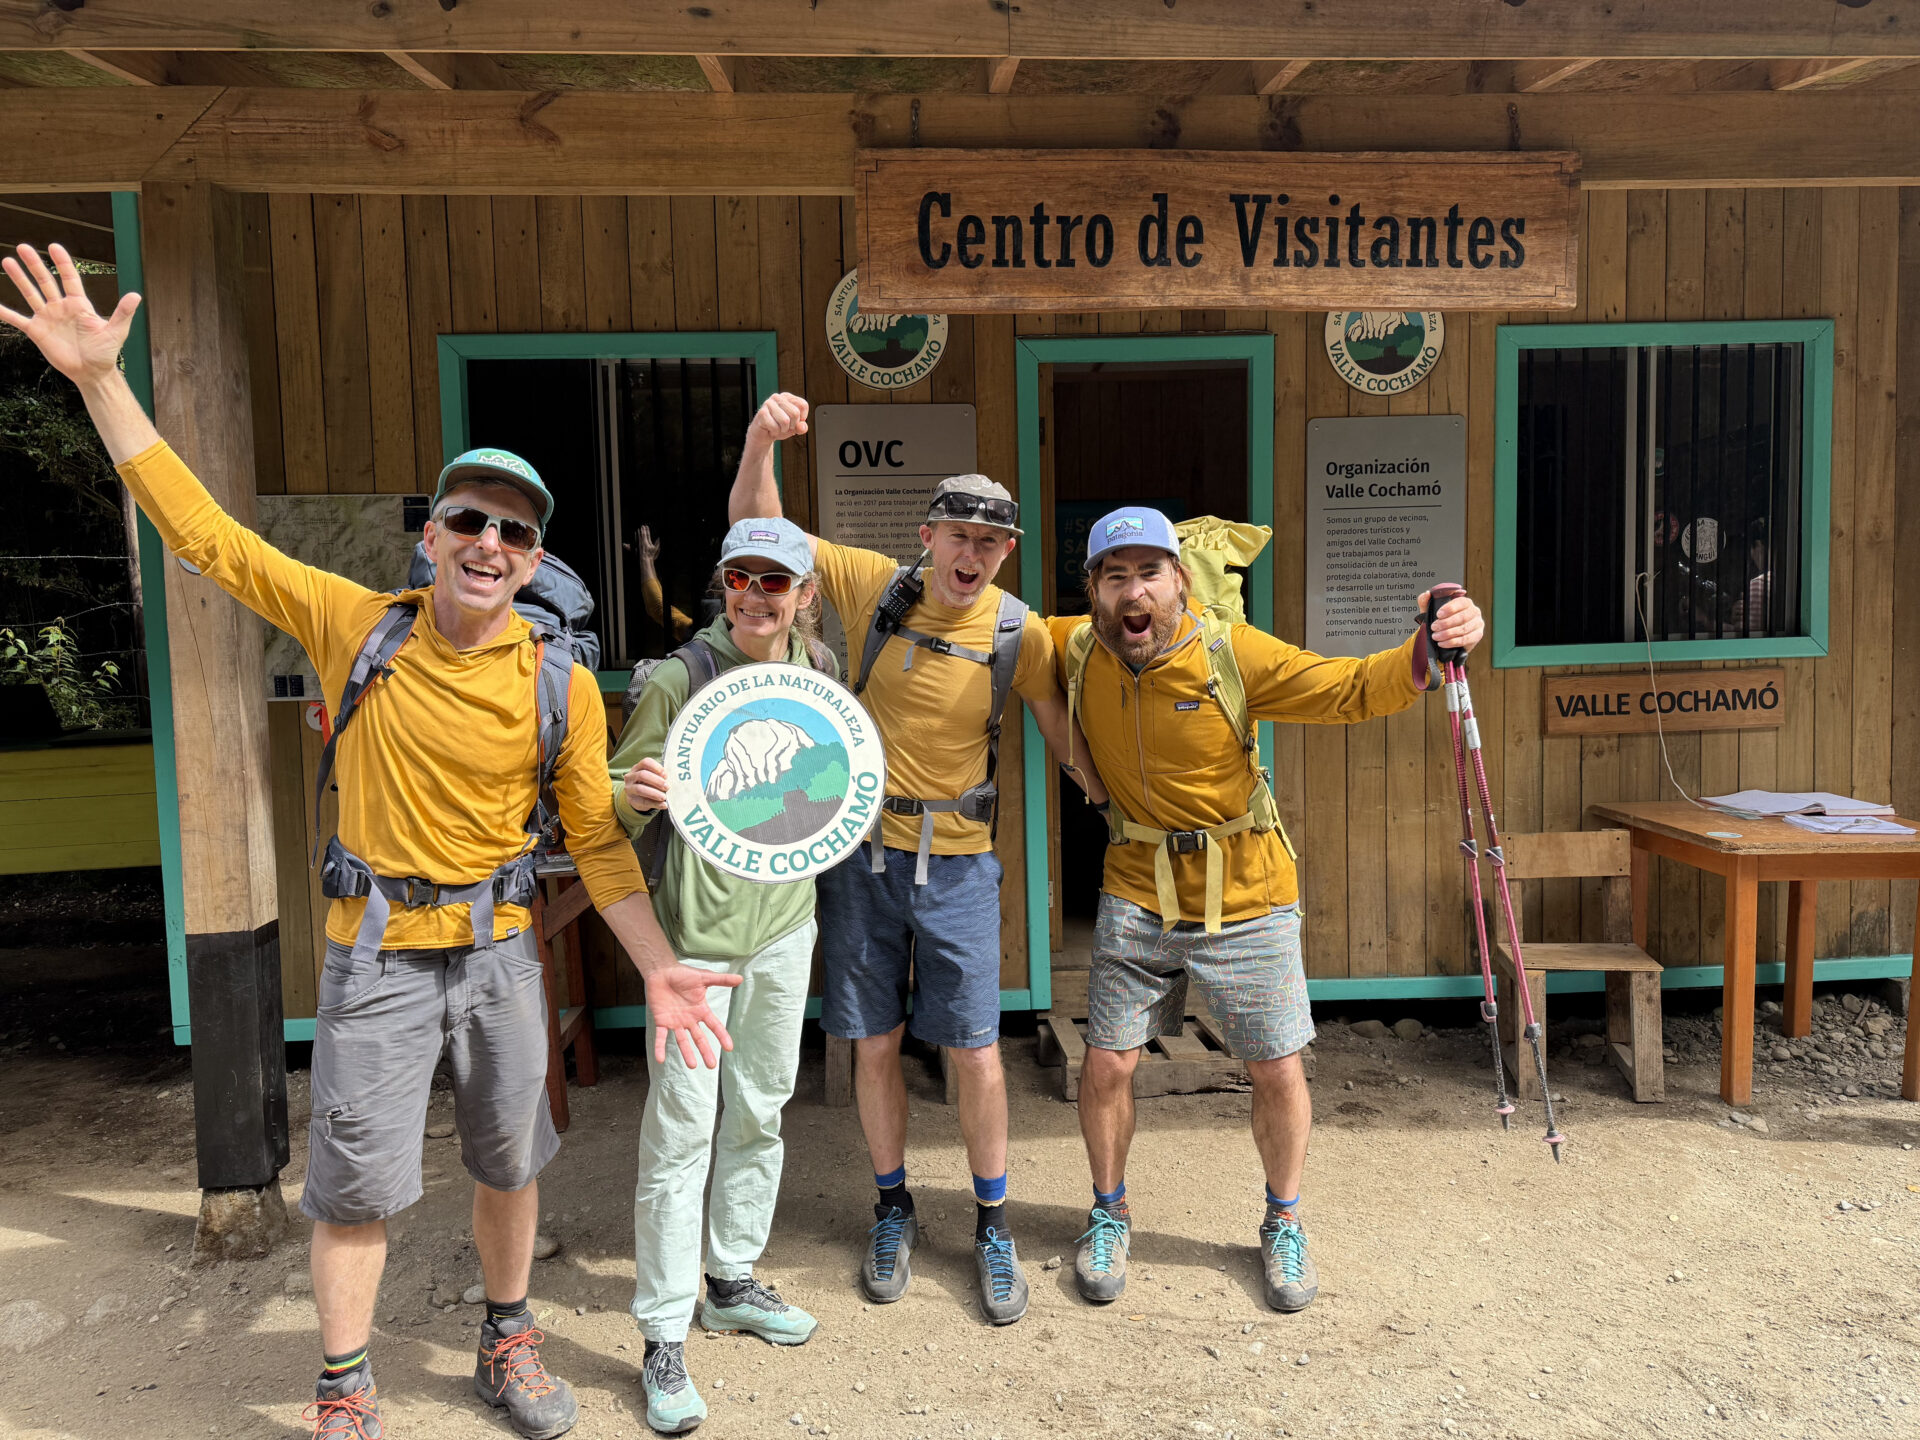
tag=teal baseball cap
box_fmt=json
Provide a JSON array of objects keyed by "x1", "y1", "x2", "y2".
[{"x1": 433, "y1": 447, "x2": 554, "y2": 528}]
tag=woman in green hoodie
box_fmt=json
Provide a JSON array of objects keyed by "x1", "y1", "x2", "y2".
[{"x1": 609, "y1": 516, "x2": 835, "y2": 1434}]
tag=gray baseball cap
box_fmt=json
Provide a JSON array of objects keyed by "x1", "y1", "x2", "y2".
[
  {"x1": 927, "y1": 473, "x2": 1022, "y2": 535},
  {"x1": 719, "y1": 517, "x2": 813, "y2": 577}
]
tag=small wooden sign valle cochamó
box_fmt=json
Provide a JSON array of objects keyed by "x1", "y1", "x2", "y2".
[{"x1": 1542, "y1": 668, "x2": 1787, "y2": 737}]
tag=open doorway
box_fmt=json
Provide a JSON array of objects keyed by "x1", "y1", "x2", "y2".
[{"x1": 1043, "y1": 357, "x2": 1252, "y2": 965}]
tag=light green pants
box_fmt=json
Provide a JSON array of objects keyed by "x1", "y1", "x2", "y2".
[{"x1": 630, "y1": 919, "x2": 816, "y2": 1342}]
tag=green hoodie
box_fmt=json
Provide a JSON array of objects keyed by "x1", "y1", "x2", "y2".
[{"x1": 608, "y1": 617, "x2": 839, "y2": 960}]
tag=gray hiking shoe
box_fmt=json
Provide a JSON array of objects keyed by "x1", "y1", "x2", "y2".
[
  {"x1": 640, "y1": 1341, "x2": 706, "y2": 1434},
  {"x1": 475, "y1": 1313, "x2": 579, "y2": 1439},
  {"x1": 975, "y1": 1225, "x2": 1029, "y2": 1325},
  {"x1": 1258, "y1": 1209, "x2": 1320, "y2": 1313},
  {"x1": 862, "y1": 1204, "x2": 919, "y2": 1303},
  {"x1": 305, "y1": 1364, "x2": 383, "y2": 1438},
  {"x1": 1074, "y1": 1206, "x2": 1131, "y2": 1304}
]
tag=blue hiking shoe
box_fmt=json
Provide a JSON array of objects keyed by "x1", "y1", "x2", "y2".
[
  {"x1": 861, "y1": 1204, "x2": 919, "y2": 1303},
  {"x1": 975, "y1": 1226, "x2": 1029, "y2": 1325},
  {"x1": 640, "y1": 1341, "x2": 706, "y2": 1435},
  {"x1": 699, "y1": 1276, "x2": 818, "y2": 1345},
  {"x1": 1074, "y1": 1206, "x2": 1131, "y2": 1304},
  {"x1": 1258, "y1": 1208, "x2": 1320, "y2": 1313}
]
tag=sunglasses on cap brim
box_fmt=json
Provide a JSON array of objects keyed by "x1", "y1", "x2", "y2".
[
  {"x1": 722, "y1": 567, "x2": 799, "y2": 595},
  {"x1": 434, "y1": 504, "x2": 542, "y2": 553},
  {"x1": 927, "y1": 493, "x2": 1019, "y2": 528}
]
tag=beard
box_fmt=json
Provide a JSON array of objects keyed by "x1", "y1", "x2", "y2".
[{"x1": 1092, "y1": 589, "x2": 1184, "y2": 668}]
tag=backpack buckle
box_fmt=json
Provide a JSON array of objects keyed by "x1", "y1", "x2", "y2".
[
  {"x1": 882, "y1": 796, "x2": 926, "y2": 816},
  {"x1": 401, "y1": 876, "x2": 441, "y2": 908},
  {"x1": 1165, "y1": 829, "x2": 1208, "y2": 855},
  {"x1": 922, "y1": 636, "x2": 954, "y2": 656}
]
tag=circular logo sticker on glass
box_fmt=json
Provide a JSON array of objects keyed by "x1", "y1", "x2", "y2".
[
  {"x1": 1323, "y1": 311, "x2": 1445, "y2": 396},
  {"x1": 662, "y1": 664, "x2": 887, "y2": 883},
  {"x1": 825, "y1": 268, "x2": 949, "y2": 392}
]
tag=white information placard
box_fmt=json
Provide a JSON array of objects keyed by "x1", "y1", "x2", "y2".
[
  {"x1": 1305, "y1": 415, "x2": 1466, "y2": 657},
  {"x1": 814, "y1": 404, "x2": 978, "y2": 565}
]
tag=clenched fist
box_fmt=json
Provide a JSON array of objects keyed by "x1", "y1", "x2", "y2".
[{"x1": 748, "y1": 391, "x2": 809, "y2": 445}]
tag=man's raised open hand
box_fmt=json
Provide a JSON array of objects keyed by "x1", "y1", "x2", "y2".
[
  {"x1": 644, "y1": 961, "x2": 744, "y2": 1069},
  {"x1": 0, "y1": 243, "x2": 141, "y2": 386}
]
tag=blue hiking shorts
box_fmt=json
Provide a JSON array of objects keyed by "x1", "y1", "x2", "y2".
[{"x1": 817, "y1": 849, "x2": 1004, "y2": 1050}]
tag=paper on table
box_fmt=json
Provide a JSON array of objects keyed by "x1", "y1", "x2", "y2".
[
  {"x1": 1704, "y1": 789, "x2": 1896, "y2": 817},
  {"x1": 1782, "y1": 814, "x2": 1915, "y2": 836}
]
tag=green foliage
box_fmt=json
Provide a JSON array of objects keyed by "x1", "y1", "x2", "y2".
[
  {"x1": 1, "y1": 617, "x2": 135, "y2": 729},
  {"x1": 707, "y1": 739, "x2": 850, "y2": 833},
  {"x1": 804, "y1": 754, "x2": 850, "y2": 803}
]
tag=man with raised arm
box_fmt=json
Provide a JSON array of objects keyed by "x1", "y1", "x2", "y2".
[
  {"x1": 3, "y1": 243, "x2": 740, "y2": 1440},
  {"x1": 728, "y1": 392, "x2": 1101, "y2": 1327},
  {"x1": 1054, "y1": 506, "x2": 1483, "y2": 1316}
]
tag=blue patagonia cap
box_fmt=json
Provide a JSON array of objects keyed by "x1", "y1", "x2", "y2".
[
  {"x1": 1085, "y1": 506, "x2": 1180, "y2": 569},
  {"x1": 720, "y1": 517, "x2": 813, "y2": 577},
  {"x1": 433, "y1": 447, "x2": 554, "y2": 528}
]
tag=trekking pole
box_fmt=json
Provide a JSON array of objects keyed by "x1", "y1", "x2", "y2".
[{"x1": 1425, "y1": 586, "x2": 1565, "y2": 1161}]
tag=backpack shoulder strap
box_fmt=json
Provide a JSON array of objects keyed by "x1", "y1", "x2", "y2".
[
  {"x1": 852, "y1": 565, "x2": 913, "y2": 695},
  {"x1": 981, "y1": 592, "x2": 1028, "y2": 787},
  {"x1": 1062, "y1": 619, "x2": 1097, "y2": 776},
  {"x1": 1199, "y1": 611, "x2": 1255, "y2": 754},
  {"x1": 526, "y1": 629, "x2": 575, "y2": 845},
  {"x1": 671, "y1": 637, "x2": 719, "y2": 693},
  {"x1": 311, "y1": 601, "x2": 417, "y2": 861}
]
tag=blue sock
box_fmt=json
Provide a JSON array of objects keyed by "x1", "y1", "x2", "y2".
[
  {"x1": 875, "y1": 1165, "x2": 910, "y2": 1213},
  {"x1": 1266, "y1": 1187, "x2": 1300, "y2": 1211},
  {"x1": 973, "y1": 1173, "x2": 1008, "y2": 1242},
  {"x1": 1094, "y1": 1182, "x2": 1127, "y2": 1210}
]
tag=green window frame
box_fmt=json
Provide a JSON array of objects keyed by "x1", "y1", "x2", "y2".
[
  {"x1": 436, "y1": 329, "x2": 781, "y2": 691},
  {"x1": 1492, "y1": 319, "x2": 1833, "y2": 669}
]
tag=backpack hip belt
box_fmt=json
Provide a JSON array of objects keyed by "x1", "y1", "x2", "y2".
[
  {"x1": 311, "y1": 598, "x2": 575, "y2": 958},
  {"x1": 854, "y1": 563, "x2": 1027, "y2": 887},
  {"x1": 1106, "y1": 810, "x2": 1256, "y2": 936},
  {"x1": 874, "y1": 785, "x2": 997, "y2": 885},
  {"x1": 321, "y1": 836, "x2": 541, "y2": 965}
]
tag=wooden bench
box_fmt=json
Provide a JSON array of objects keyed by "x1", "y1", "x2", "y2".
[
  {"x1": 1491, "y1": 831, "x2": 1665, "y2": 1103},
  {"x1": 531, "y1": 870, "x2": 599, "y2": 1131}
]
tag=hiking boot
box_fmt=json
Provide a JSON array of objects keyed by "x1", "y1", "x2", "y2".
[
  {"x1": 1074, "y1": 1206, "x2": 1131, "y2": 1304},
  {"x1": 699, "y1": 1276, "x2": 818, "y2": 1345},
  {"x1": 1258, "y1": 1209, "x2": 1319, "y2": 1313},
  {"x1": 474, "y1": 1313, "x2": 579, "y2": 1439},
  {"x1": 640, "y1": 1341, "x2": 706, "y2": 1435},
  {"x1": 974, "y1": 1226, "x2": 1029, "y2": 1325},
  {"x1": 304, "y1": 1365, "x2": 383, "y2": 1438},
  {"x1": 861, "y1": 1204, "x2": 919, "y2": 1303}
]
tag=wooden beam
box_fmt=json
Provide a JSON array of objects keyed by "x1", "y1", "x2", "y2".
[
  {"x1": 696, "y1": 55, "x2": 739, "y2": 93},
  {"x1": 983, "y1": 57, "x2": 1021, "y2": 95},
  {"x1": 1514, "y1": 59, "x2": 1602, "y2": 93},
  {"x1": 10, "y1": 90, "x2": 1920, "y2": 195},
  {"x1": 1770, "y1": 57, "x2": 1879, "y2": 90},
  {"x1": 1251, "y1": 60, "x2": 1312, "y2": 95},
  {"x1": 67, "y1": 50, "x2": 282, "y2": 87},
  {"x1": 66, "y1": 48, "x2": 167, "y2": 84},
  {"x1": 0, "y1": 1, "x2": 1008, "y2": 57},
  {"x1": 383, "y1": 50, "x2": 456, "y2": 90}
]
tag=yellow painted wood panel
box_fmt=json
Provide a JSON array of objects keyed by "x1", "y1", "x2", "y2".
[{"x1": 0, "y1": 743, "x2": 158, "y2": 801}]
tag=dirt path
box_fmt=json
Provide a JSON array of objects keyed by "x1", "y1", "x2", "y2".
[{"x1": 1, "y1": 956, "x2": 1916, "y2": 1440}]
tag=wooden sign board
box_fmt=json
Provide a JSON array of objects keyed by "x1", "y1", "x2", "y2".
[
  {"x1": 1542, "y1": 669, "x2": 1786, "y2": 737},
  {"x1": 854, "y1": 148, "x2": 1581, "y2": 313}
]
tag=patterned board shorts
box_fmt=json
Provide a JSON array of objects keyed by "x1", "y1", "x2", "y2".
[{"x1": 1087, "y1": 894, "x2": 1314, "y2": 1062}]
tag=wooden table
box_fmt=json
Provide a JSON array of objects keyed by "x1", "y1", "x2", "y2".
[{"x1": 1587, "y1": 801, "x2": 1920, "y2": 1106}]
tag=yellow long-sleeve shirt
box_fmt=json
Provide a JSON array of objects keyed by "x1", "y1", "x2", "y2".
[
  {"x1": 1050, "y1": 610, "x2": 1427, "y2": 924},
  {"x1": 117, "y1": 441, "x2": 644, "y2": 950}
]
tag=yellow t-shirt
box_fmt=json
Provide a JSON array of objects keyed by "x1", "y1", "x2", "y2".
[
  {"x1": 815, "y1": 541, "x2": 1056, "y2": 855},
  {"x1": 116, "y1": 441, "x2": 645, "y2": 951}
]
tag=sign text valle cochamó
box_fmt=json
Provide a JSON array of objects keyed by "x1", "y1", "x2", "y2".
[{"x1": 855, "y1": 150, "x2": 1581, "y2": 313}]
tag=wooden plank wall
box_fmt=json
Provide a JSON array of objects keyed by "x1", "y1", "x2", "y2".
[{"x1": 240, "y1": 188, "x2": 1909, "y2": 1019}]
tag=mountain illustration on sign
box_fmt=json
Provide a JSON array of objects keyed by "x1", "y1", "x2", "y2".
[
  {"x1": 704, "y1": 717, "x2": 851, "y2": 844},
  {"x1": 847, "y1": 299, "x2": 929, "y2": 371},
  {"x1": 1342, "y1": 312, "x2": 1425, "y2": 374}
]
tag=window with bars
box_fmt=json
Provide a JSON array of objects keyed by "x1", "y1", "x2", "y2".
[{"x1": 1492, "y1": 321, "x2": 1832, "y2": 667}]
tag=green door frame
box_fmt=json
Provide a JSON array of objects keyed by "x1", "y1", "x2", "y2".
[{"x1": 1014, "y1": 334, "x2": 1277, "y2": 1013}]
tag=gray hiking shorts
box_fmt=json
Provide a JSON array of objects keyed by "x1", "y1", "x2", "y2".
[{"x1": 299, "y1": 930, "x2": 560, "y2": 1227}]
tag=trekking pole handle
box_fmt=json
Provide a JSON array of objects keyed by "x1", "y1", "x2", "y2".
[{"x1": 1423, "y1": 582, "x2": 1470, "y2": 668}]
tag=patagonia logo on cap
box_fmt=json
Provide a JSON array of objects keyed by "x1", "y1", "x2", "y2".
[
  {"x1": 749, "y1": 529, "x2": 778, "y2": 541},
  {"x1": 1175, "y1": 700, "x2": 1201, "y2": 712},
  {"x1": 471, "y1": 449, "x2": 532, "y2": 477},
  {"x1": 1104, "y1": 516, "x2": 1145, "y2": 540}
]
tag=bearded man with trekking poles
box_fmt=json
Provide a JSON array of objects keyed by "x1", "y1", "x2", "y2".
[
  {"x1": 728, "y1": 393, "x2": 1105, "y2": 1328},
  {"x1": 2, "y1": 242, "x2": 740, "y2": 1440},
  {"x1": 1053, "y1": 506, "x2": 1482, "y2": 1313}
]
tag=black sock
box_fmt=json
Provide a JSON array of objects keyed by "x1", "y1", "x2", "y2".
[
  {"x1": 321, "y1": 1347, "x2": 369, "y2": 1382},
  {"x1": 707, "y1": 1274, "x2": 752, "y2": 1306},
  {"x1": 878, "y1": 1182, "x2": 913, "y2": 1215},
  {"x1": 484, "y1": 1296, "x2": 530, "y2": 1326},
  {"x1": 642, "y1": 1337, "x2": 679, "y2": 1361},
  {"x1": 975, "y1": 1202, "x2": 1009, "y2": 1243}
]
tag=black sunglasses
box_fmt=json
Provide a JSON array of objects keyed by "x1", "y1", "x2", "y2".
[
  {"x1": 435, "y1": 504, "x2": 542, "y2": 553},
  {"x1": 928, "y1": 493, "x2": 1019, "y2": 528}
]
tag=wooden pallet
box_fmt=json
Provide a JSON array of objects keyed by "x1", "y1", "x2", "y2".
[{"x1": 1036, "y1": 1007, "x2": 1250, "y2": 1100}]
